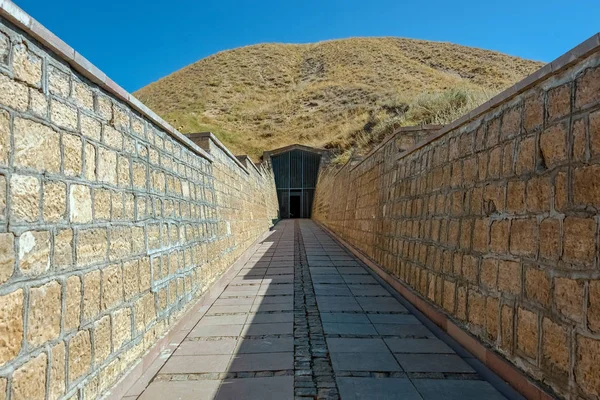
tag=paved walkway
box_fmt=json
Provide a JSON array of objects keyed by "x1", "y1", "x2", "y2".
[{"x1": 132, "y1": 220, "x2": 514, "y2": 400}]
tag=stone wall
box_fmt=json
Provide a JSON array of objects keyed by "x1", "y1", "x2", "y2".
[
  {"x1": 313, "y1": 37, "x2": 600, "y2": 399},
  {"x1": 0, "y1": 12, "x2": 278, "y2": 400}
]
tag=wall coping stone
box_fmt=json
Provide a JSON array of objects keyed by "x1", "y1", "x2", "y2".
[
  {"x1": 236, "y1": 155, "x2": 263, "y2": 176},
  {"x1": 187, "y1": 132, "x2": 250, "y2": 174},
  {"x1": 394, "y1": 32, "x2": 600, "y2": 162},
  {"x1": 0, "y1": 0, "x2": 215, "y2": 163}
]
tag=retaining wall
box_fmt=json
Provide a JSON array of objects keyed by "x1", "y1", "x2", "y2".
[
  {"x1": 0, "y1": 6, "x2": 278, "y2": 400},
  {"x1": 313, "y1": 35, "x2": 600, "y2": 399}
]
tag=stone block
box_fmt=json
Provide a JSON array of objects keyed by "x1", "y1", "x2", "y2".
[
  {"x1": 29, "y1": 88, "x2": 48, "y2": 117},
  {"x1": 539, "y1": 218, "x2": 560, "y2": 261},
  {"x1": 113, "y1": 105, "x2": 130, "y2": 132},
  {"x1": 10, "y1": 174, "x2": 40, "y2": 223},
  {"x1": 93, "y1": 315, "x2": 111, "y2": 364},
  {"x1": 575, "y1": 66, "x2": 600, "y2": 109},
  {"x1": 0, "y1": 73, "x2": 28, "y2": 111},
  {"x1": 51, "y1": 99, "x2": 78, "y2": 131},
  {"x1": 12, "y1": 43, "x2": 42, "y2": 88},
  {"x1": 0, "y1": 175, "x2": 5, "y2": 220},
  {"x1": 0, "y1": 233, "x2": 14, "y2": 285},
  {"x1": 82, "y1": 270, "x2": 101, "y2": 320},
  {"x1": 480, "y1": 258, "x2": 497, "y2": 290},
  {"x1": 133, "y1": 161, "x2": 147, "y2": 189},
  {"x1": 547, "y1": 83, "x2": 571, "y2": 122},
  {"x1": 69, "y1": 184, "x2": 92, "y2": 223},
  {"x1": 98, "y1": 147, "x2": 117, "y2": 184},
  {"x1": 542, "y1": 317, "x2": 569, "y2": 376},
  {"x1": 11, "y1": 352, "x2": 46, "y2": 400},
  {"x1": 554, "y1": 277, "x2": 584, "y2": 323},
  {"x1": 19, "y1": 230, "x2": 50, "y2": 276},
  {"x1": 28, "y1": 280, "x2": 61, "y2": 347},
  {"x1": 53, "y1": 229, "x2": 73, "y2": 269},
  {"x1": 526, "y1": 175, "x2": 551, "y2": 212},
  {"x1": 123, "y1": 260, "x2": 139, "y2": 300},
  {"x1": 43, "y1": 181, "x2": 66, "y2": 222},
  {"x1": 96, "y1": 94, "x2": 113, "y2": 121},
  {"x1": 48, "y1": 65, "x2": 70, "y2": 97},
  {"x1": 572, "y1": 117, "x2": 587, "y2": 162},
  {"x1": 13, "y1": 117, "x2": 60, "y2": 173},
  {"x1": 118, "y1": 155, "x2": 131, "y2": 187},
  {"x1": 516, "y1": 307, "x2": 538, "y2": 359},
  {"x1": 101, "y1": 264, "x2": 123, "y2": 310},
  {"x1": 591, "y1": 110, "x2": 600, "y2": 157},
  {"x1": 0, "y1": 32, "x2": 8, "y2": 64},
  {"x1": 501, "y1": 106, "x2": 521, "y2": 139},
  {"x1": 524, "y1": 266, "x2": 550, "y2": 306},
  {"x1": 49, "y1": 341, "x2": 65, "y2": 400},
  {"x1": 589, "y1": 280, "x2": 600, "y2": 333},
  {"x1": 0, "y1": 110, "x2": 8, "y2": 167},
  {"x1": 64, "y1": 275, "x2": 81, "y2": 331},
  {"x1": 0, "y1": 289, "x2": 24, "y2": 366},
  {"x1": 509, "y1": 218, "x2": 537, "y2": 257},
  {"x1": 576, "y1": 335, "x2": 600, "y2": 397},
  {"x1": 574, "y1": 165, "x2": 600, "y2": 208},
  {"x1": 497, "y1": 260, "x2": 521, "y2": 296},
  {"x1": 540, "y1": 123, "x2": 568, "y2": 168},
  {"x1": 112, "y1": 307, "x2": 131, "y2": 350},
  {"x1": 506, "y1": 181, "x2": 525, "y2": 213},
  {"x1": 93, "y1": 188, "x2": 111, "y2": 221},
  {"x1": 81, "y1": 114, "x2": 101, "y2": 141},
  {"x1": 73, "y1": 80, "x2": 93, "y2": 110},
  {"x1": 515, "y1": 136, "x2": 535, "y2": 175},
  {"x1": 109, "y1": 226, "x2": 132, "y2": 261},
  {"x1": 84, "y1": 143, "x2": 97, "y2": 181},
  {"x1": 485, "y1": 296, "x2": 499, "y2": 341},
  {"x1": 103, "y1": 125, "x2": 122, "y2": 150},
  {"x1": 501, "y1": 305, "x2": 514, "y2": 353},
  {"x1": 523, "y1": 93, "x2": 543, "y2": 133},
  {"x1": 68, "y1": 330, "x2": 91, "y2": 383},
  {"x1": 63, "y1": 133, "x2": 83, "y2": 177},
  {"x1": 467, "y1": 289, "x2": 485, "y2": 328},
  {"x1": 76, "y1": 228, "x2": 107, "y2": 266},
  {"x1": 489, "y1": 219, "x2": 509, "y2": 254},
  {"x1": 563, "y1": 216, "x2": 595, "y2": 264}
]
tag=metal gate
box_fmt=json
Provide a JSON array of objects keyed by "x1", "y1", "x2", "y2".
[{"x1": 271, "y1": 149, "x2": 321, "y2": 218}]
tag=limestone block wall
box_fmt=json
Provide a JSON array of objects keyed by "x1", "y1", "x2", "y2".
[
  {"x1": 0, "y1": 10, "x2": 278, "y2": 400},
  {"x1": 313, "y1": 36, "x2": 600, "y2": 399}
]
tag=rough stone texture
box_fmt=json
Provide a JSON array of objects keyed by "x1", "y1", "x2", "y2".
[
  {"x1": 10, "y1": 174, "x2": 40, "y2": 223},
  {"x1": 0, "y1": 14, "x2": 278, "y2": 400},
  {"x1": 11, "y1": 352, "x2": 47, "y2": 400},
  {"x1": 313, "y1": 49, "x2": 600, "y2": 399},
  {"x1": 27, "y1": 280, "x2": 62, "y2": 347},
  {"x1": 0, "y1": 233, "x2": 14, "y2": 284},
  {"x1": 43, "y1": 181, "x2": 67, "y2": 222},
  {"x1": 68, "y1": 329, "x2": 91, "y2": 383},
  {"x1": 18, "y1": 230, "x2": 50, "y2": 276},
  {"x1": 49, "y1": 342, "x2": 66, "y2": 400},
  {"x1": 0, "y1": 289, "x2": 24, "y2": 366}
]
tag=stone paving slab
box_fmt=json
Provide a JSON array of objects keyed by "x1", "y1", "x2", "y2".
[
  {"x1": 337, "y1": 377, "x2": 422, "y2": 400},
  {"x1": 133, "y1": 220, "x2": 511, "y2": 400}
]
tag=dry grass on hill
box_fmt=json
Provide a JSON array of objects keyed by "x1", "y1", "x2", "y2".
[{"x1": 134, "y1": 37, "x2": 544, "y2": 160}]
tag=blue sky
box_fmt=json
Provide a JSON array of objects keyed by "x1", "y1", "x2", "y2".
[{"x1": 15, "y1": 0, "x2": 600, "y2": 92}]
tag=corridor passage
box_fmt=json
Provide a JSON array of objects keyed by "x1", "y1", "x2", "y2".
[{"x1": 131, "y1": 220, "x2": 514, "y2": 400}]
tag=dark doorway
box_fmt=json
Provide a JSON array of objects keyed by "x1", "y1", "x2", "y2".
[
  {"x1": 290, "y1": 192, "x2": 301, "y2": 219},
  {"x1": 270, "y1": 148, "x2": 322, "y2": 219}
]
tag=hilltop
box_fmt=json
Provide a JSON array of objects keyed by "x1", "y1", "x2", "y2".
[{"x1": 134, "y1": 37, "x2": 544, "y2": 160}]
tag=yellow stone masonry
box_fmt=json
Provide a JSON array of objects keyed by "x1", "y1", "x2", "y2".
[{"x1": 0, "y1": 13, "x2": 278, "y2": 400}]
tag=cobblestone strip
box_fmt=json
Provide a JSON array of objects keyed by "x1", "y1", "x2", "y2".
[{"x1": 294, "y1": 220, "x2": 340, "y2": 400}]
